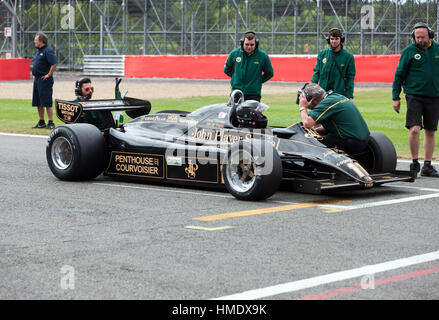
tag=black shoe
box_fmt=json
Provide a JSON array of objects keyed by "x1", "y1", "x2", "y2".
[
  {"x1": 410, "y1": 161, "x2": 420, "y2": 173},
  {"x1": 46, "y1": 122, "x2": 55, "y2": 130},
  {"x1": 421, "y1": 164, "x2": 439, "y2": 177},
  {"x1": 409, "y1": 161, "x2": 420, "y2": 178},
  {"x1": 32, "y1": 121, "x2": 46, "y2": 129}
]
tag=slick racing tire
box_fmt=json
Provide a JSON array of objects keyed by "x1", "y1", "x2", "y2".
[
  {"x1": 223, "y1": 139, "x2": 282, "y2": 201},
  {"x1": 46, "y1": 123, "x2": 107, "y2": 181},
  {"x1": 355, "y1": 131, "x2": 397, "y2": 173}
]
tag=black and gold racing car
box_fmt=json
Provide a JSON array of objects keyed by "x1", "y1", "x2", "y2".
[{"x1": 47, "y1": 81, "x2": 414, "y2": 201}]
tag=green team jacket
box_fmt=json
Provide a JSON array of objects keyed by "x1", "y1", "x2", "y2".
[
  {"x1": 311, "y1": 48, "x2": 356, "y2": 99},
  {"x1": 224, "y1": 47, "x2": 274, "y2": 95},
  {"x1": 392, "y1": 40, "x2": 439, "y2": 100},
  {"x1": 308, "y1": 91, "x2": 369, "y2": 140}
]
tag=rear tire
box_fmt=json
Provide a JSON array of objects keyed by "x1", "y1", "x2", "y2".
[
  {"x1": 46, "y1": 124, "x2": 107, "y2": 181},
  {"x1": 354, "y1": 131, "x2": 397, "y2": 173},
  {"x1": 223, "y1": 139, "x2": 282, "y2": 201}
]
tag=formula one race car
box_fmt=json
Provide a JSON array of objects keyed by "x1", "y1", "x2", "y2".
[{"x1": 47, "y1": 82, "x2": 415, "y2": 201}]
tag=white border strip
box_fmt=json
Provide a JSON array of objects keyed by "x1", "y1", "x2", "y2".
[{"x1": 213, "y1": 250, "x2": 439, "y2": 300}]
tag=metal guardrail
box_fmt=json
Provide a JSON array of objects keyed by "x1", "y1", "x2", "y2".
[{"x1": 83, "y1": 55, "x2": 125, "y2": 76}]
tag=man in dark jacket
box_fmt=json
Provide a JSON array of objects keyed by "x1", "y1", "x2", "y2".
[
  {"x1": 224, "y1": 31, "x2": 274, "y2": 102},
  {"x1": 31, "y1": 32, "x2": 57, "y2": 129},
  {"x1": 311, "y1": 28, "x2": 356, "y2": 100},
  {"x1": 392, "y1": 22, "x2": 439, "y2": 177}
]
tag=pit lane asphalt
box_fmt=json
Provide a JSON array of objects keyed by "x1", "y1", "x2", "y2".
[{"x1": 1, "y1": 133, "x2": 438, "y2": 300}]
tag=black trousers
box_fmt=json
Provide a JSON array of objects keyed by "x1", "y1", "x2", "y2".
[
  {"x1": 234, "y1": 94, "x2": 261, "y2": 103},
  {"x1": 321, "y1": 134, "x2": 369, "y2": 155}
]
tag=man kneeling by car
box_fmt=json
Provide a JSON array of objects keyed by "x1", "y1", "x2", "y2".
[{"x1": 297, "y1": 82, "x2": 370, "y2": 155}]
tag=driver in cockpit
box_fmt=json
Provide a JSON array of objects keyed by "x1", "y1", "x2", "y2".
[{"x1": 235, "y1": 100, "x2": 269, "y2": 129}]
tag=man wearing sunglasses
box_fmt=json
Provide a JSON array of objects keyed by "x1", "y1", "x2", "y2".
[{"x1": 74, "y1": 78, "x2": 103, "y2": 130}]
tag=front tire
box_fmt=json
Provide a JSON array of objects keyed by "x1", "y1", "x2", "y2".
[
  {"x1": 46, "y1": 124, "x2": 107, "y2": 181},
  {"x1": 223, "y1": 140, "x2": 282, "y2": 201}
]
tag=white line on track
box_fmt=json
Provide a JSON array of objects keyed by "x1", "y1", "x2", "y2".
[
  {"x1": 0, "y1": 132, "x2": 48, "y2": 138},
  {"x1": 390, "y1": 184, "x2": 439, "y2": 192},
  {"x1": 213, "y1": 250, "x2": 439, "y2": 300},
  {"x1": 397, "y1": 159, "x2": 439, "y2": 164},
  {"x1": 322, "y1": 193, "x2": 439, "y2": 210}
]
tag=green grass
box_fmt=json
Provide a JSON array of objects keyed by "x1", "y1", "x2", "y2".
[{"x1": 1, "y1": 89, "x2": 435, "y2": 158}]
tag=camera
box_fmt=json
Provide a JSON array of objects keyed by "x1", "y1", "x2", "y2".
[
  {"x1": 296, "y1": 83, "x2": 312, "y2": 105},
  {"x1": 296, "y1": 89, "x2": 303, "y2": 105}
]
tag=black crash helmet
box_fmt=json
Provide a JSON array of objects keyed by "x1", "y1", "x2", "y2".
[{"x1": 235, "y1": 100, "x2": 269, "y2": 129}]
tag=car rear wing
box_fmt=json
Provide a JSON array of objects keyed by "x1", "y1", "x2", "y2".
[{"x1": 55, "y1": 97, "x2": 151, "y2": 124}]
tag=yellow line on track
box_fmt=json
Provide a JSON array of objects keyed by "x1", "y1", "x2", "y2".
[
  {"x1": 193, "y1": 199, "x2": 351, "y2": 221},
  {"x1": 185, "y1": 225, "x2": 234, "y2": 231}
]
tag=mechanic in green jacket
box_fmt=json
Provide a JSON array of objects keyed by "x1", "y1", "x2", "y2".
[
  {"x1": 298, "y1": 83, "x2": 370, "y2": 155},
  {"x1": 392, "y1": 22, "x2": 439, "y2": 177},
  {"x1": 311, "y1": 28, "x2": 356, "y2": 100},
  {"x1": 224, "y1": 31, "x2": 274, "y2": 102},
  {"x1": 74, "y1": 78, "x2": 105, "y2": 130}
]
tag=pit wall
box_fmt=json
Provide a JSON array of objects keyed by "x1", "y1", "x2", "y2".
[
  {"x1": 0, "y1": 58, "x2": 31, "y2": 81},
  {"x1": 0, "y1": 55, "x2": 400, "y2": 83},
  {"x1": 124, "y1": 54, "x2": 401, "y2": 83}
]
